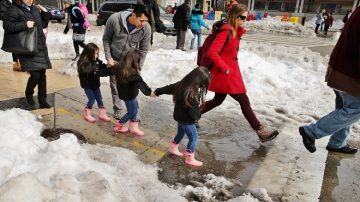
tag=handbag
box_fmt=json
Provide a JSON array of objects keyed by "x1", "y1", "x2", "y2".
[
  {"x1": 1, "y1": 27, "x2": 38, "y2": 56},
  {"x1": 73, "y1": 33, "x2": 85, "y2": 42},
  {"x1": 1, "y1": 8, "x2": 38, "y2": 56}
]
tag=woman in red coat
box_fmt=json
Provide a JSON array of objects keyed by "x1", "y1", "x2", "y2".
[{"x1": 201, "y1": 4, "x2": 279, "y2": 142}]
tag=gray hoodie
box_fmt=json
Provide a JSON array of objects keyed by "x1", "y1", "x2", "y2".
[{"x1": 102, "y1": 11, "x2": 151, "y2": 65}]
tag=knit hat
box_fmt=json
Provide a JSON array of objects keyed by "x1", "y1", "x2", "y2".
[{"x1": 62, "y1": 0, "x2": 74, "y2": 5}]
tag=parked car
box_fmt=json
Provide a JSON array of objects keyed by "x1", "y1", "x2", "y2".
[
  {"x1": 96, "y1": 0, "x2": 137, "y2": 26},
  {"x1": 46, "y1": 6, "x2": 65, "y2": 23},
  {"x1": 96, "y1": 0, "x2": 176, "y2": 36}
]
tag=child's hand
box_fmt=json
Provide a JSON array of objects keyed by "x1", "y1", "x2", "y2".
[{"x1": 150, "y1": 91, "x2": 157, "y2": 97}]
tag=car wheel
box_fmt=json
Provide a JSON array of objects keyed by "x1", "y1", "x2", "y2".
[{"x1": 57, "y1": 19, "x2": 62, "y2": 23}]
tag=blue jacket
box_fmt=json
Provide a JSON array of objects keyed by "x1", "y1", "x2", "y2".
[{"x1": 190, "y1": 9, "x2": 209, "y2": 30}]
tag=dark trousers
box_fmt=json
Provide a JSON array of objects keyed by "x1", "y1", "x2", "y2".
[
  {"x1": 201, "y1": 93, "x2": 261, "y2": 130},
  {"x1": 84, "y1": 88, "x2": 104, "y2": 109},
  {"x1": 73, "y1": 40, "x2": 86, "y2": 55},
  {"x1": 315, "y1": 24, "x2": 320, "y2": 34},
  {"x1": 25, "y1": 70, "x2": 47, "y2": 103},
  {"x1": 176, "y1": 29, "x2": 186, "y2": 49},
  {"x1": 12, "y1": 53, "x2": 18, "y2": 62},
  {"x1": 324, "y1": 24, "x2": 330, "y2": 35},
  {"x1": 119, "y1": 98, "x2": 138, "y2": 124}
]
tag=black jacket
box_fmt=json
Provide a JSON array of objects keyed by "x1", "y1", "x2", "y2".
[
  {"x1": 172, "y1": 3, "x2": 190, "y2": 30},
  {"x1": 64, "y1": 4, "x2": 85, "y2": 34},
  {"x1": 154, "y1": 82, "x2": 201, "y2": 125},
  {"x1": 3, "y1": 3, "x2": 51, "y2": 71},
  {"x1": 97, "y1": 69, "x2": 152, "y2": 101},
  {"x1": 0, "y1": 0, "x2": 11, "y2": 20},
  {"x1": 78, "y1": 59, "x2": 107, "y2": 89}
]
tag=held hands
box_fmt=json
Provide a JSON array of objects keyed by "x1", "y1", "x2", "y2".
[
  {"x1": 150, "y1": 91, "x2": 157, "y2": 98},
  {"x1": 107, "y1": 58, "x2": 117, "y2": 68},
  {"x1": 27, "y1": 21, "x2": 34, "y2": 28}
]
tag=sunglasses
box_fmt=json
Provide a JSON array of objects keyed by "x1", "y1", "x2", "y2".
[{"x1": 237, "y1": 15, "x2": 247, "y2": 21}]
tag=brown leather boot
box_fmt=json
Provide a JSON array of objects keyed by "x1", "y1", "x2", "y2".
[
  {"x1": 256, "y1": 125, "x2": 279, "y2": 143},
  {"x1": 13, "y1": 62, "x2": 21, "y2": 71}
]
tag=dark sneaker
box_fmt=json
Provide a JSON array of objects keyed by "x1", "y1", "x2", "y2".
[
  {"x1": 326, "y1": 144, "x2": 358, "y2": 154},
  {"x1": 72, "y1": 55, "x2": 80, "y2": 61},
  {"x1": 299, "y1": 126, "x2": 316, "y2": 153},
  {"x1": 39, "y1": 102, "x2": 52, "y2": 109}
]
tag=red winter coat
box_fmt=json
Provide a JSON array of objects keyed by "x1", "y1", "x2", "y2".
[{"x1": 207, "y1": 24, "x2": 246, "y2": 94}]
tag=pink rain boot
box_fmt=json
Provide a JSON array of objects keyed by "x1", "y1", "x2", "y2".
[
  {"x1": 129, "y1": 120, "x2": 144, "y2": 136},
  {"x1": 183, "y1": 150, "x2": 203, "y2": 167},
  {"x1": 84, "y1": 107, "x2": 96, "y2": 123},
  {"x1": 113, "y1": 122, "x2": 129, "y2": 133},
  {"x1": 168, "y1": 141, "x2": 183, "y2": 156},
  {"x1": 98, "y1": 107, "x2": 111, "y2": 122}
]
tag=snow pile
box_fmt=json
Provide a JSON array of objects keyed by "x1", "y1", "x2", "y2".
[{"x1": 244, "y1": 18, "x2": 316, "y2": 37}]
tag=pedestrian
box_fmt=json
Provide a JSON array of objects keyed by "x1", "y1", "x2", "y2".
[
  {"x1": 140, "y1": 0, "x2": 166, "y2": 45},
  {"x1": 77, "y1": 43, "x2": 111, "y2": 123},
  {"x1": 3, "y1": 0, "x2": 52, "y2": 109},
  {"x1": 189, "y1": 3, "x2": 209, "y2": 50},
  {"x1": 200, "y1": 4, "x2": 279, "y2": 142},
  {"x1": 323, "y1": 12, "x2": 333, "y2": 36},
  {"x1": 320, "y1": 9, "x2": 326, "y2": 32},
  {"x1": 342, "y1": 10, "x2": 352, "y2": 24},
  {"x1": 109, "y1": 49, "x2": 154, "y2": 136},
  {"x1": 102, "y1": 3, "x2": 151, "y2": 120},
  {"x1": 63, "y1": 0, "x2": 86, "y2": 61},
  {"x1": 315, "y1": 9, "x2": 324, "y2": 34},
  {"x1": 172, "y1": 0, "x2": 191, "y2": 51},
  {"x1": 154, "y1": 67, "x2": 210, "y2": 167},
  {"x1": 299, "y1": 6, "x2": 360, "y2": 155}
]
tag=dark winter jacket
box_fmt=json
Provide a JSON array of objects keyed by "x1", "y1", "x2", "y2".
[
  {"x1": 78, "y1": 59, "x2": 107, "y2": 89},
  {"x1": 64, "y1": 4, "x2": 85, "y2": 34},
  {"x1": 3, "y1": 3, "x2": 52, "y2": 71},
  {"x1": 97, "y1": 68, "x2": 152, "y2": 100},
  {"x1": 325, "y1": 6, "x2": 360, "y2": 96},
  {"x1": 173, "y1": 3, "x2": 190, "y2": 30},
  {"x1": 0, "y1": 0, "x2": 11, "y2": 20},
  {"x1": 154, "y1": 82, "x2": 201, "y2": 125},
  {"x1": 140, "y1": 0, "x2": 165, "y2": 33}
]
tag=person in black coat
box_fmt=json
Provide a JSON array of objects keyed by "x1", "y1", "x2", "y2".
[
  {"x1": 172, "y1": 0, "x2": 191, "y2": 51},
  {"x1": 3, "y1": 0, "x2": 52, "y2": 109},
  {"x1": 140, "y1": 0, "x2": 165, "y2": 45},
  {"x1": 63, "y1": 0, "x2": 86, "y2": 61}
]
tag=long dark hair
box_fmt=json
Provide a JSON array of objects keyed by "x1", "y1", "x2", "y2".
[
  {"x1": 174, "y1": 67, "x2": 210, "y2": 108},
  {"x1": 115, "y1": 49, "x2": 142, "y2": 84},
  {"x1": 77, "y1": 43, "x2": 99, "y2": 71}
]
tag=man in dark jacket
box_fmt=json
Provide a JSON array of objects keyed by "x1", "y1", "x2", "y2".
[
  {"x1": 63, "y1": 0, "x2": 86, "y2": 61},
  {"x1": 172, "y1": 0, "x2": 190, "y2": 51},
  {"x1": 299, "y1": 6, "x2": 360, "y2": 154},
  {"x1": 140, "y1": 0, "x2": 165, "y2": 45}
]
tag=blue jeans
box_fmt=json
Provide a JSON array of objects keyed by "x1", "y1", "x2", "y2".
[
  {"x1": 174, "y1": 123, "x2": 198, "y2": 153},
  {"x1": 119, "y1": 98, "x2": 138, "y2": 124},
  {"x1": 303, "y1": 91, "x2": 360, "y2": 148},
  {"x1": 84, "y1": 88, "x2": 104, "y2": 109},
  {"x1": 190, "y1": 29, "x2": 202, "y2": 50}
]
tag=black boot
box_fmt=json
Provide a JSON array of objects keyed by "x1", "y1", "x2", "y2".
[
  {"x1": 39, "y1": 99, "x2": 52, "y2": 109},
  {"x1": 25, "y1": 96, "x2": 36, "y2": 110}
]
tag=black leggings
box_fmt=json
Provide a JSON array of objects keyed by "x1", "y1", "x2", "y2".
[
  {"x1": 201, "y1": 93, "x2": 261, "y2": 130},
  {"x1": 25, "y1": 70, "x2": 47, "y2": 102}
]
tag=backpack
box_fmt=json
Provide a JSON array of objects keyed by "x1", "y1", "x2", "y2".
[{"x1": 197, "y1": 20, "x2": 231, "y2": 70}]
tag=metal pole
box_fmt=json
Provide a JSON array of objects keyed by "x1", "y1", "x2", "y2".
[
  {"x1": 248, "y1": 0, "x2": 252, "y2": 11},
  {"x1": 251, "y1": 0, "x2": 255, "y2": 11},
  {"x1": 299, "y1": 0, "x2": 304, "y2": 13},
  {"x1": 295, "y1": 0, "x2": 300, "y2": 13}
]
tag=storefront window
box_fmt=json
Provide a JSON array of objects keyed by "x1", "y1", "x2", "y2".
[{"x1": 268, "y1": 2, "x2": 282, "y2": 11}]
